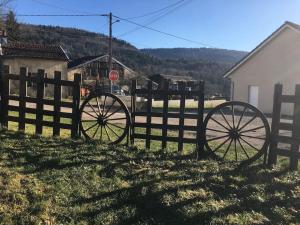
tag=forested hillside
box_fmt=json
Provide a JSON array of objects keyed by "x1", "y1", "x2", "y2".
[
  {"x1": 18, "y1": 23, "x2": 246, "y2": 96},
  {"x1": 141, "y1": 48, "x2": 247, "y2": 64}
]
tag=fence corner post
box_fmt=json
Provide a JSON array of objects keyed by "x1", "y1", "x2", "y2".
[
  {"x1": 268, "y1": 83, "x2": 282, "y2": 166},
  {"x1": 196, "y1": 80, "x2": 205, "y2": 159},
  {"x1": 71, "y1": 73, "x2": 81, "y2": 138}
]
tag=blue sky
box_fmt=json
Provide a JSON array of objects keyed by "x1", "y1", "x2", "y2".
[{"x1": 9, "y1": 0, "x2": 300, "y2": 51}]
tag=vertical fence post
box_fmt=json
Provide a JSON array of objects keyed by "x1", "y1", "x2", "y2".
[
  {"x1": 71, "y1": 73, "x2": 81, "y2": 138},
  {"x1": 0, "y1": 61, "x2": 2, "y2": 127},
  {"x1": 130, "y1": 79, "x2": 137, "y2": 145},
  {"x1": 35, "y1": 69, "x2": 45, "y2": 135},
  {"x1": 53, "y1": 71, "x2": 62, "y2": 136},
  {"x1": 0, "y1": 65, "x2": 9, "y2": 128},
  {"x1": 19, "y1": 67, "x2": 27, "y2": 131},
  {"x1": 196, "y1": 81, "x2": 205, "y2": 158},
  {"x1": 268, "y1": 83, "x2": 282, "y2": 166},
  {"x1": 290, "y1": 84, "x2": 300, "y2": 170},
  {"x1": 161, "y1": 81, "x2": 169, "y2": 149},
  {"x1": 178, "y1": 82, "x2": 186, "y2": 152},
  {"x1": 145, "y1": 81, "x2": 153, "y2": 149}
]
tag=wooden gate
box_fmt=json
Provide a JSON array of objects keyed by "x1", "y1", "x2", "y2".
[
  {"x1": 0, "y1": 66, "x2": 81, "y2": 138},
  {"x1": 131, "y1": 80, "x2": 205, "y2": 154},
  {"x1": 268, "y1": 83, "x2": 300, "y2": 170}
]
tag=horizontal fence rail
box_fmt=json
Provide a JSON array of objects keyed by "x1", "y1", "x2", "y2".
[
  {"x1": 131, "y1": 80, "x2": 205, "y2": 154},
  {"x1": 0, "y1": 66, "x2": 81, "y2": 138},
  {"x1": 268, "y1": 83, "x2": 300, "y2": 170}
]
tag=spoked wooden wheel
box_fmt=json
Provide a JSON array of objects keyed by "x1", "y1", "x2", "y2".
[
  {"x1": 204, "y1": 101, "x2": 270, "y2": 165},
  {"x1": 79, "y1": 93, "x2": 131, "y2": 144}
]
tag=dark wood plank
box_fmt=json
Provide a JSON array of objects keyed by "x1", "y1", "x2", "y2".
[
  {"x1": 18, "y1": 67, "x2": 27, "y2": 131},
  {"x1": 145, "y1": 81, "x2": 153, "y2": 149},
  {"x1": 281, "y1": 95, "x2": 295, "y2": 103},
  {"x1": 133, "y1": 133, "x2": 197, "y2": 144},
  {"x1": 133, "y1": 111, "x2": 199, "y2": 119},
  {"x1": 8, "y1": 95, "x2": 74, "y2": 108},
  {"x1": 278, "y1": 122, "x2": 293, "y2": 131},
  {"x1": 0, "y1": 66, "x2": 9, "y2": 128},
  {"x1": 130, "y1": 80, "x2": 137, "y2": 145},
  {"x1": 71, "y1": 73, "x2": 81, "y2": 138},
  {"x1": 53, "y1": 71, "x2": 62, "y2": 136},
  {"x1": 162, "y1": 81, "x2": 169, "y2": 149},
  {"x1": 8, "y1": 116, "x2": 72, "y2": 129},
  {"x1": 196, "y1": 81, "x2": 205, "y2": 158},
  {"x1": 134, "y1": 122, "x2": 198, "y2": 131},
  {"x1": 35, "y1": 69, "x2": 45, "y2": 135},
  {"x1": 135, "y1": 88, "x2": 199, "y2": 96},
  {"x1": 276, "y1": 148, "x2": 300, "y2": 158},
  {"x1": 290, "y1": 84, "x2": 300, "y2": 170},
  {"x1": 8, "y1": 105, "x2": 73, "y2": 118},
  {"x1": 178, "y1": 82, "x2": 186, "y2": 151},
  {"x1": 276, "y1": 135, "x2": 300, "y2": 145},
  {"x1": 268, "y1": 83, "x2": 282, "y2": 166}
]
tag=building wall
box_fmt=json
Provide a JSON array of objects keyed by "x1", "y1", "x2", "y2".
[
  {"x1": 229, "y1": 26, "x2": 300, "y2": 115},
  {"x1": 4, "y1": 57, "x2": 69, "y2": 97}
]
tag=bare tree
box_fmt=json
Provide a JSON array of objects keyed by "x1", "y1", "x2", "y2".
[
  {"x1": 0, "y1": 0, "x2": 13, "y2": 30},
  {"x1": 0, "y1": 0, "x2": 12, "y2": 8}
]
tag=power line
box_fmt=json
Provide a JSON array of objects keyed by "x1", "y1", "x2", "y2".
[
  {"x1": 125, "y1": 0, "x2": 185, "y2": 20},
  {"x1": 1, "y1": 12, "x2": 217, "y2": 48},
  {"x1": 114, "y1": 15, "x2": 216, "y2": 48},
  {"x1": 29, "y1": 0, "x2": 97, "y2": 15},
  {"x1": 11, "y1": 14, "x2": 107, "y2": 17},
  {"x1": 118, "y1": 0, "x2": 194, "y2": 38}
]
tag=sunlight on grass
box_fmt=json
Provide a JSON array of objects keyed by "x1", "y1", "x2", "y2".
[
  {"x1": 152, "y1": 99, "x2": 226, "y2": 109},
  {"x1": 0, "y1": 131, "x2": 299, "y2": 225}
]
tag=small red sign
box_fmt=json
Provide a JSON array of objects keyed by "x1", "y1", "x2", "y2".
[{"x1": 109, "y1": 70, "x2": 119, "y2": 81}]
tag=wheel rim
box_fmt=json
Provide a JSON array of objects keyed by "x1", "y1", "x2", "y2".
[
  {"x1": 204, "y1": 101, "x2": 270, "y2": 164},
  {"x1": 79, "y1": 93, "x2": 130, "y2": 144}
]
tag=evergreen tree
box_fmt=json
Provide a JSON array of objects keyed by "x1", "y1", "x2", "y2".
[{"x1": 6, "y1": 10, "x2": 19, "y2": 42}]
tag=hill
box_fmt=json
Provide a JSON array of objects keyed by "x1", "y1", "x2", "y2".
[
  {"x1": 18, "y1": 23, "x2": 246, "y2": 96},
  {"x1": 141, "y1": 48, "x2": 247, "y2": 64}
]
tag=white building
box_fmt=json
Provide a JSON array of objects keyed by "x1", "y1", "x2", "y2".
[{"x1": 224, "y1": 21, "x2": 300, "y2": 115}]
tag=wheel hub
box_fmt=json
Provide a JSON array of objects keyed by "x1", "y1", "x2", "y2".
[
  {"x1": 97, "y1": 116, "x2": 106, "y2": 126},
  {"x1": 229, "y1": 128, "x2": 240, "y2": 140}
]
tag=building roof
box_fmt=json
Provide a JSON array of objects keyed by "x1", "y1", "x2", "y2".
[
  {"x1": 68, "y1": 55, "x2": 101, "y2": 68},
  {"x1": 224, "y1": 21, "x2": 300, "y2": 78},
  {"x1": 150, "y1": 74, "x2": 194, "y2": 82},
  {"x1": 0, "y1": 42, "x2": 69, "y2": 61},
  {"x1": 68, "y1": 54, "x2": 135, "y2": 73}
]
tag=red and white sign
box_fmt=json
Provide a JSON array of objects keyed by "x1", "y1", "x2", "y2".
[{"x1": 109, "y1": 70, "x2": 119, "y2": 81}]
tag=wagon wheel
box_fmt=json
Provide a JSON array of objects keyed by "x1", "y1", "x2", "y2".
[
  {"x1": 204, "y1": 101, "x2": 270, "y2": 165},
  {"x1": 79, "y1": 92, "x2": 131, "y2": 144}
]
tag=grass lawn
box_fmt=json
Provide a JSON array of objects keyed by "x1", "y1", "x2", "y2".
[
  {"x1": 0, "y1": 130, "x2": 299, "y2": 225},
  {"x1": 152, "y1": 99, "x2": 226, "y2": 110}
]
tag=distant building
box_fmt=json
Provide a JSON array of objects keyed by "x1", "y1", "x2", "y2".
[
  {"x1": 0, "y1": 41, "x2": 69, "y2": 97},
  {"x1": 67, "y1": 54, "x2": 136, "y2": 85},
  {"x1": 224, "y1": 21, "x2": 300, "y2": 115},
  {"x1": 148, "y1": 74, "x2": 195, "y2": 91}
]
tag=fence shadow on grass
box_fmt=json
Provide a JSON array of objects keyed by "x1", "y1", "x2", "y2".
[{"x1": 0, "y1": 131, "x2": 299, "y2": 225}]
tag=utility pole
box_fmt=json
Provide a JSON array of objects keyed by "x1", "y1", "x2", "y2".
[{"x1": 108, "y1": 12, "x2": 113, "y2": 93}]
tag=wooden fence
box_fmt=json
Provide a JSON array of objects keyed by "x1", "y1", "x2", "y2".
[
  {"x1": 131, "y1": 80, "x2": 205, "y2": 154},
  {"x1": 268, "y1": 83, "x2": 300, "y2": 170},
  {"x1": 0, "y1": 66, "x2": 81, "y2": 138}
]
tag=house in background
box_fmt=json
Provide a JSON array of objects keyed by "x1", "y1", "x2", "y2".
[
  {"x1": 67, "y1": 54, "x2": 136, "y2": 90},
  {"x1": 0, "y1": 41, "x2": 70, "y2": 97},
  {"x1": 224, "y1": 21, "x2": 300, "y2": 115},
  {"x1": 149, "y1": 74, "x2": 195, "y2": 91}
]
